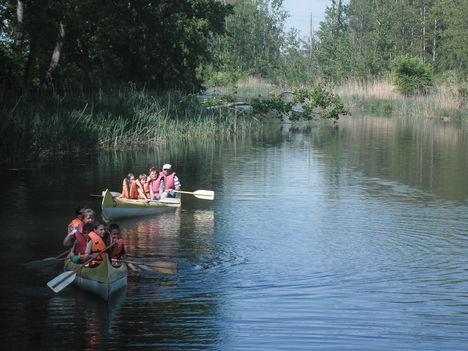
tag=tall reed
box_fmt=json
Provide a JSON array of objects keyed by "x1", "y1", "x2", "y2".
[
  {"x1": 0, "y1": 88, "x2": 255, "y2": 165},
  {"x1": 335, "y1": 78, "x2": 467, "y2": 120}
]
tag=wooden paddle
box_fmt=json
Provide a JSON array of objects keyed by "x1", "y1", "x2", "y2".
[
  {"x1": 47, "y1": 242, "x2": 116, "y2": 293},
  {"x1": 126, "y1": 262, "x2": 142, "y2": 272},
  {"x1": 116, "y1": 259, "x2": 177, "y2": 274},
  {"x1": 89, "y1": 191, "x2": 121, "y2": 199},
  {"x1": 172, "y1": 189, "x2": 214, "y2": 200},
  {"x1": 25, "y1": 249, "x2": 70, "y2": 268}
]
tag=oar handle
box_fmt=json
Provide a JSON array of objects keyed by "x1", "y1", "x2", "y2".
[{"x1": 54, "y1": 249, "x2": 71, "y2": 259}]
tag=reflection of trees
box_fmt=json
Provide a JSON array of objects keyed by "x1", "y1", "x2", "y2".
[{"x1": 308, "y1": 116, "x2": 468, "y2": 202}]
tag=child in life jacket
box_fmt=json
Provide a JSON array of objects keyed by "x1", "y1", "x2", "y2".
[
  {"x1": 108, "y1": 223, "x2": 126, "y2": 263},
  {"x1": 70, "y1": 222, "x2": 94, "y2": 263},
  {"x1": 130, "y1": 174, "x2": 149, "y2": 199},
  {"x1": 84, "y1": 221, "x2": 108, "y2": 266},
  {"x1": 119, "y1": 173, "x2": 135, "y2": 199},
  {"x1": 64, "y1": 208, "x2": 95, "y2": 248}
]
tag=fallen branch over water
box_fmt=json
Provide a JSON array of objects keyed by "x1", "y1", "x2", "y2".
[{"x1": 207, "y1": 102, "x2": 249, "y2": 109}]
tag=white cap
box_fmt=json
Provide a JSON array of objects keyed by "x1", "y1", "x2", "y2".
[{"x1": 162, "y1": 163, "x2": 172, "y2": 170}]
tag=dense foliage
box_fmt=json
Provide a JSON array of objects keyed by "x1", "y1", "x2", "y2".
[
  {"x1": 391, "y1": 55, "x2": 432, "y2": 95},
  {"x1": 307, "y1": 0, "x2": 467, "y2": 81},
  {"x1": 0, "y1": 0, "x2": 232, "y2": 95},
  {"x1": 250, "y1": 84, "x2": 349, "y2": 120},
  {"x1": 2, "y1": 0, "x2": 465, "y2": 96}
]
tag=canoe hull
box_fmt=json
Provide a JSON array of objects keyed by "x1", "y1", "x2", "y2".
[
  {"x1": 64, "y1": 255, "x2": 127, "y2": 300},
  {"x1": 101, "y1": 189, "x2": 181, "y2": 221}
]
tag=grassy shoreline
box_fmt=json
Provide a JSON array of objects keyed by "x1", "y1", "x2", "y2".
[
  {"x1": 0, "y1": 88, "x2": 255, "y2": 165},
  {"x1": 211, "y1": 76, "x2": 467, "y2": 121},
  {"x1": 2, "y1": 78, "x2": 466, "y2": 165},
  {"x1": 334, "y1": 79, "x2": 468, "y2": 121}
]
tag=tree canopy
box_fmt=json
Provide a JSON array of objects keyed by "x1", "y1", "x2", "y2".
[
  {"x1": 1, "y1": 0, "x2": 466, "y2": 97},
  {"x1": 0, "y1": 0, "x2": 232, "y2": 95}
]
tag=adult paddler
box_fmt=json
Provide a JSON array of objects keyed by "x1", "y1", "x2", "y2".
[{"x1": 159, "y1": 164, "x2": 181, "y2": 199}]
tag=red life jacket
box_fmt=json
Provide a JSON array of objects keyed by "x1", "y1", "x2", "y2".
[
  {"x1": 163, "y1": 172, "x2": 176, "y2": 190},
  {"x1": 74, "y1": 230, "x2": 88, "y2": 255},
  {"x1": 68, "y1": 218, "x2": 87, "y2": 254},
  {"x1": 112, "y1": 239, "x2": 125, "y2": 259},
  {"x1": 88, "y1": 232, "x2": 107, "y2": 262}
]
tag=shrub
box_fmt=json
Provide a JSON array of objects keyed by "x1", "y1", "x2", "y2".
[{"x1": 391, "y1": 55, "x2": 432, "y2": 95}]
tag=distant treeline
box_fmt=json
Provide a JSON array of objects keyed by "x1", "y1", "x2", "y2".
[
  {"x1": 207, "y1": 0, "x2": 467, "y2": 86},
  {"x1": 1, "y1": 0, "x2": 466, "y2": 97}
]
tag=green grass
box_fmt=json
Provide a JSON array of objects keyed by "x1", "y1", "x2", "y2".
[{"x1": 0, "y1": 88, "x2": 255, "y2": 165}]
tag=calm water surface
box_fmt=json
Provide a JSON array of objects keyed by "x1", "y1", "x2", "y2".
[{"x1": 1, "y1": 116, "x2": 467, "y2": 350}]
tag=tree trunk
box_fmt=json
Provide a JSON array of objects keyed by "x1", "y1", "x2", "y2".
[
  {"x1": 14, "y1": 0, "x2": 24, "y2": 51},
  {"x1": 22, "y1": 39, "x2": 39, "y2": 97},
  {"x1": 44, "y1": 22, "x2": 66, "y2": 90},
  {"x1": 432, "y1": 17, "x2": 437, "y2": 75},
  {"x1": 21, "y1": 0, "x2": 50, "y2": 97},
  {"x1": 421, "y1": 0, "x2": 426, "y2": 62}
]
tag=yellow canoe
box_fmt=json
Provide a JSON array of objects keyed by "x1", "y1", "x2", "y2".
[
  {"x1": 101, "y1": 189, "x2": 181, "y2": 221},
  {"x1": 63, "y1": 254, "x2": 127, "y2": 300}
]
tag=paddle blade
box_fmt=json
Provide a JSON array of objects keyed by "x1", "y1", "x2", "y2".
[
  {"x1": 145, "y1": 261, "x2": 178, "y2": 270},
  {"x1": 152, "y1": 266, "x2": 177, "y2": 275},
  {"x1": 47, "y1": 271, "x2": 76, "y2": 293},
  {"x1": 193, "y1": 190, "x2": 214, "y2": 200},
  {"x1": 138, "y1": 264, "x2": 153, "y2": 272},
  {"x1": 127, "y1": 263, "x2": 141, "y2": 272},
  {"x1": 144, "y1": 261, "x2": 177, "y2": 274}
]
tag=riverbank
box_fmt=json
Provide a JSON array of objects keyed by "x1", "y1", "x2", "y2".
[
  {"x1": 335, "y1": 79, "x2": 468, "y2": 121},
  {"x1": 209, "y1": 77, "x2": 467, "y2": 122},
  {"x1": 0, "y1": 88, "x2": 255, "y2": 165}
]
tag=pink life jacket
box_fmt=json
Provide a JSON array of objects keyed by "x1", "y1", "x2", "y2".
[
  {"x1": 163, "y1": 172, "x2": 176, "y2": 190},
  {"x1": 150, "y1": 175, "x2": 163, "y2": 194}
]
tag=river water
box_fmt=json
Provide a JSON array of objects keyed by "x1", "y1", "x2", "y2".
[{"x1": 1, "y1": 115, "x2": 467, "y2": 350}]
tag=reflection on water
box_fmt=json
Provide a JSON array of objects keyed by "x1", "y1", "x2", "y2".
[{"x1": 0, "y1": 115, "x2": 467, "y2": 350}]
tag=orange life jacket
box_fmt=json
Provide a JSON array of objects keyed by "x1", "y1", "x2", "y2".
[
  {"x1": 121, "y1": 178, "x2": 131, "y2": 198},
  {"x1": 88, "y1": 232, "x2": 107, "y2": 263},
  {"x1": 143, "y1": 182, "x2": 151, "y2": 196},
  {"x1": 130, "y1": 180, "x2": 146, "y2": 199},
  {"x1": 68, "y1": 218, "x2": 83, "y2": 235}
]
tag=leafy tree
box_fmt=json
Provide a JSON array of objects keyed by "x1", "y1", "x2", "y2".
[
  {"x1": 0, "y1": 0, "x2": 233, "y2": 96},
  {"x1": 204, "y1": 0, "x2": 288, "y2": 84},
  {"x1": 431, "y1": 0, "x2": 467, "y2": 75},
  {"x1": 391, "y1": 55, "x2": 432, "y2": 95},
  {"x1": 315, "y1": 0, "x2": 353, "y2": 80}
]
